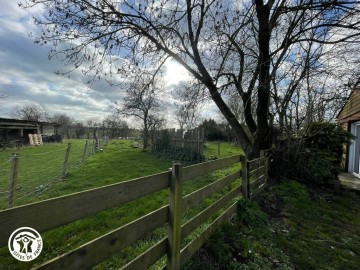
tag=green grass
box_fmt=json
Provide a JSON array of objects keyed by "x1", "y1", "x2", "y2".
[
  {"x1": 184, "y1": 180, "x2": 360, "y2": 270},
  {"x1": 0, "y1": 139, "x2": 90, "y2": 208},
  {"x1": 204, "y1": 141, "x2": 244, "y2": 159},
  {"x1": 0, "y1": 140, "x2": 243, "y2": 269}
]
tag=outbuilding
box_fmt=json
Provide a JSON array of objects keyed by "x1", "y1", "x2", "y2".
[
  {"x1": 0, "y1": 118, "x2": 60, "y2": 148},
  {"x1": 337, "y1": 88, "x2": 360, "y2": 177}
]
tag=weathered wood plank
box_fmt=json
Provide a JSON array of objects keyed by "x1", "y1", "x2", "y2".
[
  {"x1": 180, "y1": 202, "x2": 238, "y2": 266},
  {"x1": 182, "y1": 170, "x2": 241, "y2": 211},
  {"x1": 250, "y1": 174, "x2": 268, "y2": 191},
  {"x1": 0, "y1": 171, "x2": 171, "y2": 247},
  {"x1": 34, "y1": 206, "x2": 169, "y2": 270},
  {"x1": 248, "y1": 158, "x2": 266, "y2": 171},
  {"x1": 181, "y1": 186, "x2": 241, "y2": 240},
  {"x1": 182, "y1": 155, "x2": 241, "y2": 182},
  {"x1": 249, "y1": 165, "x2": 267, "y2": 179},
  {"x1": 121, "y1": 238, "x2": 167, "y2": 270},
  {"x1": 251, "y1": 183, "x2": 268, "y2": 199},
  {"x1": 241, "y1": 156, "x2": 249, "y2": 198}
]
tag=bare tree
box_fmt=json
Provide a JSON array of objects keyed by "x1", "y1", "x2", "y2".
[
  {"x1": 103, "y1": 112, "x2": 129, "y2": 139},
  {"x1": 175, "y1": 103, "x2": 200, "y2": 131},
  {"x1": 52, "y1": 113, "x2": 73, "y2": 139},
  {"x1": 11, "y1": 104, "x2": 50, "y2": 122},
  {"x1": 174, "y1": 83, "x2": 202, "y2": 131},
  {"x1": 22, "y1": 0, "x2": 360, "y2": 158},
  {"x1": 85, "y1": 119, "x2": 101, "y2": 139},
  {"x1": 73, "y1": 122, "x2": 86, "y2": 139},
  {"x1": 116, "y1": 74, "x2": 163, "y2": 150}
]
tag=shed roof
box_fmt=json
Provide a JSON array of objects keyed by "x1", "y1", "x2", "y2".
[{"x1": 0, "y1": 118, "x2": 39, "y2": 128}]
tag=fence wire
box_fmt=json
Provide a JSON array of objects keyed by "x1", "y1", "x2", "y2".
[
  {"x1": 0, "y1": 156, "x2": 13, "y2": 208},
  {"x1": 0, "y1": 138, "x2": 109, "y2": 210}
]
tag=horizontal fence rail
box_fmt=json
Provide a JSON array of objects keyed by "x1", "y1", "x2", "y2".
[
  {"x1": 0, "y1": 152, "x2": 271, "y2": 269},
  {"x1": 0, "y1": 171, "x2": 171, "y2": 247}
]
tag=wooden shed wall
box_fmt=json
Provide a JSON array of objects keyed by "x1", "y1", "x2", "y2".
[{"x1": 338, "y1": 89, "x2": 360, "y2": 122}]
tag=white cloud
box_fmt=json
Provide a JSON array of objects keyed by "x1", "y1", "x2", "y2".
[
  {"x1": 164, "y1": 60, "x2": 192, "y2": 87},
  {"x1": 0, "y1": 1, "x2": 203, "y2": 126},
  {"x1": 0, "y1": 2, "x2": 124, "y2": 122}
]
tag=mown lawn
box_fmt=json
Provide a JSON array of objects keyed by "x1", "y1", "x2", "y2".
[
  {"x1": 0, "y1": 140, "x2": 243, "y2": 269},
  {"x1": 184, "y1": 180, "x2": 360, "y2": 270}
]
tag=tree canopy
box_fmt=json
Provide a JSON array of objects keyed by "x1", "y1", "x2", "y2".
[{"x1": 22, "y1": 0, "x2": 360, "y2": 158}]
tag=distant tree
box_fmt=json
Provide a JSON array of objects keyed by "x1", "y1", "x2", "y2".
[
  {"x1": 73, "y1": 122, "x2": 86, "y2": 139},
  {"x1": 200, "y1": 119, "x2": 226, "y2": 141},
  {"x1": 116, "y1": 74, "x2": 164, "y2": 150},
  {"x1": 52, "y1": 113, "x2": 73, "y2": 139},
  {"x1": 173, "y1": 83, "x2": 203, "y2": 131},
  {"x1": 102, "y1": 113, "x2": 129, "y2": 139},
  {"x1": 12, "y1": 104, "x2": 50, "y2": 122},
  {"x1": 85, "y1": 119, "x2": 101, "y2": 139}
]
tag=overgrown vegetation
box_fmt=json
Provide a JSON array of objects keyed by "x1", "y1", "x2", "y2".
[
  {"x1": 272, "y1": 122, "x2": 353, "y2": 186},
  {"x1": 185, "y1": 180, "x2": 360, "y2": 270},
  {"x1": 152, "y1": 130, "x2": 205, "y2": 165}
]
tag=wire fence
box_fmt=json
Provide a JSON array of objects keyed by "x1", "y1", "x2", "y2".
[{"x1": 0, "y1": 138, "x2": 109, "y2": 210}]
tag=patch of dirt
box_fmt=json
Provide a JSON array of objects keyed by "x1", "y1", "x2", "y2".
[{"x1": 257, "y1": 188, "x2": 286, "y2": 219}]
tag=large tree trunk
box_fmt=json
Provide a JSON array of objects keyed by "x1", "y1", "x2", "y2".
[
  {"x1": 250, "y1": 1, "x2": 272, "y2": 159},
  {"x1": 241, "y1": 92, "x2": 257, "y2": 135},
  {"x1": 143, "y1": 117, "x2": 149, "y2": 150}
]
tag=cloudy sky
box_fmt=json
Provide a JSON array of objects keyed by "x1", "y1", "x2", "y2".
[{"x1": 0, "y1": 1, "x2": 219, "y2": 127}]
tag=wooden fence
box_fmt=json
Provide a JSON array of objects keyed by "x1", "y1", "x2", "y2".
[
  {"x1": 0, "y1": 152, "x2": 270, "y2": 269},
  {"x1": 162, "y1": 128, "x2": 205, "y2": 155}
]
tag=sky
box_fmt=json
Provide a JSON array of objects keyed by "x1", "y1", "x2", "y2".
[{"x1": 0, "y1": 1, "x2": 219, "y2": 127}]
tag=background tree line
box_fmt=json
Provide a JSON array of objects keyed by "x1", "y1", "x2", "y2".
[{"x1": 10, "y1": 104, "x2": 131, "y2": 140}]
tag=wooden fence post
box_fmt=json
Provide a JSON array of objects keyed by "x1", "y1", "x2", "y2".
[
  {"x1": 8, "y1": 153, "x2": 19, "y2": 208},
  {"x1": 167, "y1": 162, "x2": 183, "y2": 270},
  {"x1": 82, "y1": 140, "x2": 89, "y2": 162},
  {"x1": 62, "y1": 143, "x2": 72, "y2": 178},
  {"x1": 241, "y1": 156, "x2": 249, "y2": 199}
]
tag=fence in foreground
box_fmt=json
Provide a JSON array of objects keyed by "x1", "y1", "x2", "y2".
[{"x1": 0, "y1": 151, "x2": 269, "y2": 269}]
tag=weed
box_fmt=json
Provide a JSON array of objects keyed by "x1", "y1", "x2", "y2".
[{"x1": 185, "y1": 180, "x2": 360, "y2": 270}]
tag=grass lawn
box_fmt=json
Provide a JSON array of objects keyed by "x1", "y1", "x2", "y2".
[
  {"x1": 0, "y1": 140, "x2": 243, "y2": 269},
  {"x1": 184, "y1": 180, "x2": 360, "y2": 270},
  {"x1": 204, "y1": 141, "x2": 244, "y2": 159},
  {"x1": 0, "y1": 139, "x2": 90, "y2": 209}
]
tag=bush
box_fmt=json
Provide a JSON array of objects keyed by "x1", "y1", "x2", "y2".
[
  {"x1": 272, "y1": 122, "x2": 353, "y2": 186},
  {"x1": 299, "y1": 149, "x2": 337, "y2": 184}
]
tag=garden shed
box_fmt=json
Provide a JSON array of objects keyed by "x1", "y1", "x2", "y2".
[
  {"x1": 0, "y1": 118, "x2": 40, "y2": 147},
  {"x1": 0, "y1": 118, "x2": 60, "y2": 147},
  {"x1": 337, "y1": 88, "x2": 360, "y2": 176}
]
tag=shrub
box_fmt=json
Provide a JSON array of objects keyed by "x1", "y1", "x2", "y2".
[{"x1": 272, "y1": 122, "x2": 353, "y2": 186}]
